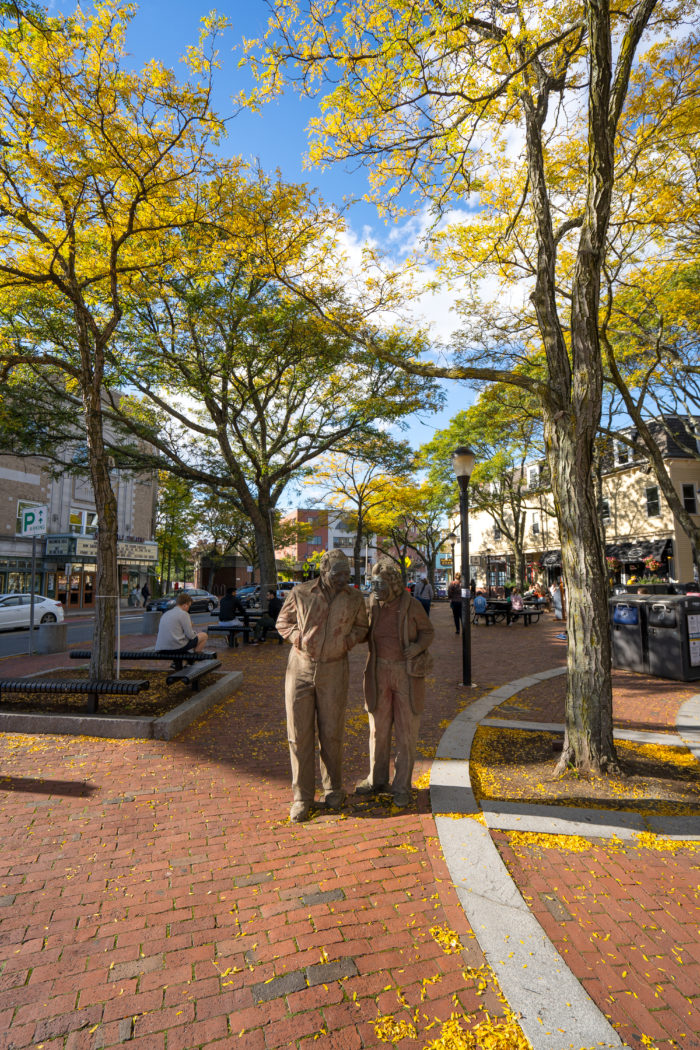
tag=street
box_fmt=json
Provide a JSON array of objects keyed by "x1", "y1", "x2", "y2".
[{"x1": 0, "y1": 609, "x2": 213, "y2": 659}]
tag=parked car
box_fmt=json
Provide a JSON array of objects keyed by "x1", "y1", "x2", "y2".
[
  {"x1": 0, "y1": 593, "x2": 65, "y2": 631},
  {"x1": 238, "y1": 581, "x2": 299, "y2": 608},
  {"x1": 146, "y1": 588, "x2": 219, "y2": 614}
]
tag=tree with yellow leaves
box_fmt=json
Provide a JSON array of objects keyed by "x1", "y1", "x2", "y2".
[
  {"x1": 0, "y1": 1, "x2": 230, "y2": 676},
  {"x1": 305, "y1": 434, "x2": 415, "y2": 584},
  {"x1": 248, "y1": 0, "x2": 699, "y2": 774}
]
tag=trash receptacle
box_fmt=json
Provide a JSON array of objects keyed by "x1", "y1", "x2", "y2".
[
  {"x1": 646, "y1": 595, "x2": 700, "y2": 681},
  {"x1": 610, "y1": 596, "x2": 648, "y2": 673}
]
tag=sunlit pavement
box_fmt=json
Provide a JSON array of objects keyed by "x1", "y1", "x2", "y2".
[{"x1": 0, "y1": 606, "x2": 699, "y2": 1049}]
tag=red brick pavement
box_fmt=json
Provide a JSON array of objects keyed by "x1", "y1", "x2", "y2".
[{"x1": 1, "y1": 606, "x2": 699, "y2": 1049}]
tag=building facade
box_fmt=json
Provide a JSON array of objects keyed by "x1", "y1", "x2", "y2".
[
  {"x1": 450, "y1": 419, "x2": 700, "y2": 590},
  {"x1": 276, "y1": 508, "x2": 375, "y2": 583},
  {"x1": 0, "y1": 454, "x2": 158, "y2": 608}
]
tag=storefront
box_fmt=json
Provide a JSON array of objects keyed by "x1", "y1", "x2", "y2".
[{"x1": 43, "y1": 535, "x2": 158, "y2": 609}]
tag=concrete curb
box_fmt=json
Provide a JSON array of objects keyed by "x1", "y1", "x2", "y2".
[
  {"x1": 430, "y1": 667, "x2": 631, "y2": 1050},
  {"x1": 0, "y1": 671, "x2": 242, "y2": 740}
]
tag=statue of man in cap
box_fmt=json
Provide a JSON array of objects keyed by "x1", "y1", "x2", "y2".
[
  {"x1": 356, "y1": 557, "x2": 434, "y2": 808},
  {"x1": 276, "y1": 550, "x2": 368, "y2": 822}
]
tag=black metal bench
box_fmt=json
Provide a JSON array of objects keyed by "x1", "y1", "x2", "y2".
[
  {"x1": 511, "y1": 606, "x2": 542, "y2": 626},
  {"x1": 0, "y1": 677, "x2": 149, "y2": 714},
  {"x1": 207, "y1": 625, "x2": 252, "y2": 647},
  {"x1": 165, "y1": 659, "x2": 222, "y2": 690},
  {"x1": 70, "y1": 650, "x2": 217, "y2": 669}
]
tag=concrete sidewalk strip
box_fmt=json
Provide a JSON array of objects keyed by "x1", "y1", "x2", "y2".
[
  {"x1": 431, "y1": 669, "x2": 632, "y2": 1050},
  {"x1": 437, "y1": 815, "x2": 629, "y2": 1050},
  {"x1": 481, "y1": 716, "x2": 687, "y2": 748}
]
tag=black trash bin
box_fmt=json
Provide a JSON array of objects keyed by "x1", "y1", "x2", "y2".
[
  {"x1": 610, "y1": 596, "x2": 648, "y2": 673},
  {"x1": 646, "y1": 595, "x2": 700, "y2": 681}
]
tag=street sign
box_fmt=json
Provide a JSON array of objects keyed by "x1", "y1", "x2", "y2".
[{"x1": 21, "y1": 505, "x2": 48, "y2": 536}]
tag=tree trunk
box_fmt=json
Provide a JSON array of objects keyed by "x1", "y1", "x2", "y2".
[
  {"x1": 83, "y1": 393, "x2": 118, "y2": 680},
  {"x1": 547, "y1": 415, "x2": 616, "y2": 774},
  {"x1": 353, "y1": 529, "x2": 364, "y2": 587}
]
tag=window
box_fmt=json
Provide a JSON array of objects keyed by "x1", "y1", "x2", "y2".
[
  {"x1": 308, "y1": 535, "x2": 323, "y2": 546},
  {"x1": 646, "y1": 485, "x2": 660, "y2": 517},
  {"x1": 69, "y1": 508, "x2": 98, "y2": 535},
  {"x1": 600, "y1": 498, "x2": 610, "y2": 522},
  {"x1": 532, "y1": 513, "x2": 540, "y2": 536},
  {"x1": 682, "y1": 483, "x2": 697, "y2": 515},
  {"x1": 615, "y1": 442, "x2": 629, "y2": 466},
  {"x1": 527, "y1": 465, "x2": 540, "y2": 489},
  {"x1": 493, "y1": 525, "x2": 501, "y2": 541},
  {"x1": 15, "y1": 500, "x2": 43, "y2": 535}
]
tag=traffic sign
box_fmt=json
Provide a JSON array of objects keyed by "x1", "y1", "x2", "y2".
[{"x1": 21, "y1": 505, "x2": 48, "y2": 536}]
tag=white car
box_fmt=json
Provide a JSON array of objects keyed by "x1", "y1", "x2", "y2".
[{"x1": 0, "y1": 593, "x2": 65, "y2": 631}]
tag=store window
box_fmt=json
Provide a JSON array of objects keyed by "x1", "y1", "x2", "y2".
[
  {"x1": 15, "y1": 500, "x2": 43, "y2": 535},
  {"x1": 646, "y1": 485, "x2": 660, "y2": 517},
  {"x1": 69, "y1": 508, "x2": 98, "y2": 535},
  {"x1": 682, "y1": 483, "x2": 697, "y2": 515}
]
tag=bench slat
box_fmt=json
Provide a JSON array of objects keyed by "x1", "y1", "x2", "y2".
[
  {"x1": 70, "y1": 650, "x2": 217, "y2": 661},
  {"x1": 166, "y1": 660, "x2": 221, "y2": 691}
]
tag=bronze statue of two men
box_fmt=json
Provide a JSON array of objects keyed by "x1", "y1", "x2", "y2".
[{"x1": 276, "y1": 550, "x2": 434, "y2": 823}]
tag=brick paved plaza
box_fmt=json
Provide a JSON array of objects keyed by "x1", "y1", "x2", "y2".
[{"x1": 1, "y1": 605, "x2": 699, "y2": 1050}]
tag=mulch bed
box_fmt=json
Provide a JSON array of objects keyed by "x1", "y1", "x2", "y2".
[
  {"x1": 471, "y1": 724, "x2": 700, "y2": 816},
  {"x1": 0, "y1": 667, "x2": 222, "y2": 718}
]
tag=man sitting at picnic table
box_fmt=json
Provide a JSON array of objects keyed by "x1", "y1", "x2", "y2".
[
  {"x1": 252, "y1": 589, "x2": 284, "y2": 643},
  {"x1": 218, "y1": 586, "x2": 249, "y2": 627},
  {"x1": 155, "y1": 591, "x2": 208, "y2": 667}
]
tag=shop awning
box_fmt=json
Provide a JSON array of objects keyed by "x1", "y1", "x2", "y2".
[
  {"x1": 540, "y1": 549, "x2": 562, "y2": 568},
  {"x1": 605, "y1": 538, "x2": 673, "y2": 563}
]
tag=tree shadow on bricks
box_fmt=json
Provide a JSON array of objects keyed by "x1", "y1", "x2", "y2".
[{"x1": 0, "y1": 775, "x2": 98, "y2": 796}]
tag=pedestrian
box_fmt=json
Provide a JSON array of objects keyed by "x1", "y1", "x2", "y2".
[
  {"x1": 155, "y1": 591, "x2": 208, "y2": 666},
  {"x1": 252, "y1": 589, "x2": 284, "y2": 642},
  {"x1": 413, "y1": 575, "x2": 433, "y2": 616},
  {"x1": 447, "y1": 573, "x2": 463, "y2": 634},
  {"x1": 356, "y1": 558, "x2": 434, "y2": 808},
  {"x1": 507, "y1": 586, "x2": 524, "y2": 625},
  {"x1": 276, "y1": 550, "x2": 369, "y2": 823},
  {"x1": 218, "y1": 586, "x2": 249, "y2": 626},
  {"x1": 141, "y1": 581, "x2": 150, "y2": 608}
]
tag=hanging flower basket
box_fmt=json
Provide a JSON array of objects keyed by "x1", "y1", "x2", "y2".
[
  {"x1": 644, "y1": 556, "x2": 661, "y2": 573},
  {"x1": 606, "y1": 556, "x2": 621, "y2": 571}
]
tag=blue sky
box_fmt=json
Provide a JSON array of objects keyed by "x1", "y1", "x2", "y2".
[{"x1": 120, "y1": 2, "x2": 469, "y2": 450}]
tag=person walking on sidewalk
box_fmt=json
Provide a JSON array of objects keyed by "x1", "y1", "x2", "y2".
[
  {"x1": 276, "y1": 550, "x2": 368, "y2": 823},
  {"x1": 413, "y1": 574, "x2": 433, "y2": 616},
  {"x1": 356, "y1": 558, "x2": 434, "y2": 808},
  {"x1": 141, "y1": 582, "x2": 150, "y2": 607},
  {"x1": 447, "y1": 574, "x2": 463, "y2": 634}
]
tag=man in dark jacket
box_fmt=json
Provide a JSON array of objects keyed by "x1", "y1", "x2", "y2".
[{"x1": 219, "y1": 587, "x2": 249, "y2": 625}]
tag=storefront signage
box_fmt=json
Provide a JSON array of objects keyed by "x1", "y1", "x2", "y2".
[{"x1": 45, "y1": 535, "x2": 158, "y2": 564}]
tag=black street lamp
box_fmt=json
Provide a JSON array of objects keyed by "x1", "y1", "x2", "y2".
[
  {"x1": 486, "y1": 548, "x2": 492, "y2": 598},
  {"x1": 451, "y1": 446, "x2": 476, "y2": 687}
]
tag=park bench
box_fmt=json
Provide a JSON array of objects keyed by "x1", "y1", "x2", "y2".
[
  {"x1": 207, "y1": 624, "x2": 252, "y2": 647},
  {"x1": 0, "y1": 677, "x2": 149, "y2": 714},
  {"x1": 510, "y1": 605, "x2": 542, "y2": 626},
  {"x1": 165, "y1": 659, "x2": 222, "y2": 691},
  {"x1": 70, "y1": 649, "x2": 218, "y2": 669}
]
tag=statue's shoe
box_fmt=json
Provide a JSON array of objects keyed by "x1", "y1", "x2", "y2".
[
  {"x1": 322, "y1": 791, "x2": 346, "y2": 810},
  {"x1": 392, "y1": 792, "x2": 412, "y2": 808},
  {"x1": 290, "y1": 802, "x2": 311, "y2": 823},
  {"x1": 355, "y1": 779, "x2": 390, "y2": 795}
]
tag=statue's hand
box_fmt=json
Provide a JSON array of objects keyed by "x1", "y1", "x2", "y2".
[{"x1": 403, "y1": 644, "x2": 422, "y2": 660}]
